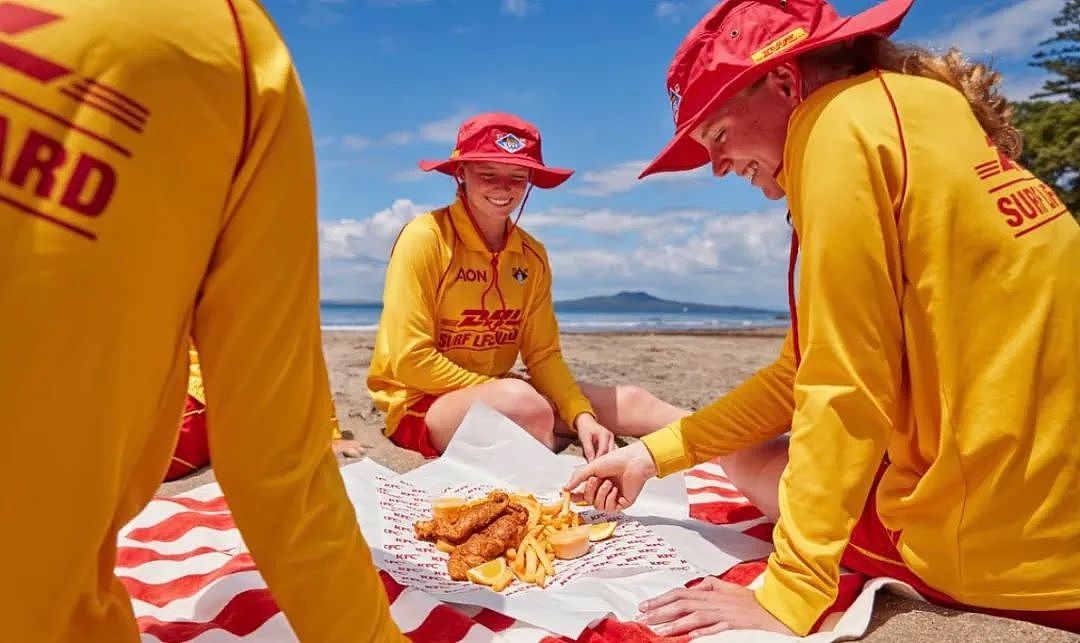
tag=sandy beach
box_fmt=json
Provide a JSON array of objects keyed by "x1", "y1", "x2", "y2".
[{"x1": 159, "y1": 330, "x2": 1076, "y2": 643}]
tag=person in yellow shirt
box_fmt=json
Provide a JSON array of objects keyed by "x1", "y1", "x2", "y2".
[
  {"x1": 165, "y1": 347, "x2": 363, "y2": 481},
  {"x1": 567, "y1": 0, "x2": 1080, "y2": 637},
  {"x1": 0, "y1": 1, "x2": 403, "y2": 641},
  {"x1": 368, "y1": 112, "x2": 687, "y2": 462}
]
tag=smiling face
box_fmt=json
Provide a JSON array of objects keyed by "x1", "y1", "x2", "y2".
[
  {"x1": 459, "y1": 161, "x2": 531, "y2": 222},
  {"x1": 689, "y1": 65, "x2": 801, "y2": 200}
]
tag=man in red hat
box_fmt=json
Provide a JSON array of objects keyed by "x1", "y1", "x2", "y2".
[
  {"x1": 367, "y1": 112, "x2": 688, "y2": 461},
  {"x1": 568, "y1": 0, "x2": 1080, "y2": 637}
]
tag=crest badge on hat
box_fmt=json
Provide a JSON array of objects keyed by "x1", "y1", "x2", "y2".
[{"x1": 496, "y1": 133, "x2": 526, "y2": 154}]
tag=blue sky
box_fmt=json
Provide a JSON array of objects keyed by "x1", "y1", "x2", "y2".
[{"x1": 264, "y1": 0, "x2": 1062, "y2": 307}]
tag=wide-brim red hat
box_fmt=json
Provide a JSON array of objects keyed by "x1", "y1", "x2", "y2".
[
  {"x1": 419, "y1": 112, "x2": 574, "y2": 189},
  {"x1": 640, "y1": 0, "x2": 914, "y2": 178}
]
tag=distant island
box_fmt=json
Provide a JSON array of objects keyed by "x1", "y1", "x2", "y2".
[
  {"x1": 320, "y1": 292, "x2": 788, "y2": 318},
  {"x1": 554, "y1": 291, "x2": 785, "y2": 316}
]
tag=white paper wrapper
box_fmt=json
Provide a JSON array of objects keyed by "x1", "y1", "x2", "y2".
[
  {"x1": 376, "y1": 477, "x2": 692, "y2": 597},
  {"x1": 345, "y1": 403, "x2": 771, "y2": 637}
]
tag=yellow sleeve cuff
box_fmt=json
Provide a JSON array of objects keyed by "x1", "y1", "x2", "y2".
[
  {"x1": 641, "y1": 424, "x2": 693, "y2": 477},
  {"x1": 754, "y1": 556, "x2": 831, "y2": 637},
  {"x1": 561, "y1": 398, "x2": 596, "y2": 432}
]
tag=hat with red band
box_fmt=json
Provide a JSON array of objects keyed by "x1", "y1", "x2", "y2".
[
  {"x1": 639, "y1": 0, "x2": 915, "y2": 179},
  {"x1": 419, "y1": 112, "x2": 573, "y2": 189}
]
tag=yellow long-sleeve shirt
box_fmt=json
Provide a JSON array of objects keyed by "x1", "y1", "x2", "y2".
[
  {"x1": 643, "y1": 71, "x2": 1080, "y2": 634},
  {"x1": 0, "y1": 2, "x2": 402, "y2": 641},
  {"x1": 187, "y1": 347, "x2": 344, "y2": 439},
  {"x1": 368, "y1": 199, "x2": 594, "y2": 436}
]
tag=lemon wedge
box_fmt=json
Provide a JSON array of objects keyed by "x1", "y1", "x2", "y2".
[
  {"x1": 466, "y1": 557, "x2": 507, "y2": 586},
  {"x1": 588, "y1": 521, "x2": 617, "y2": 542}
]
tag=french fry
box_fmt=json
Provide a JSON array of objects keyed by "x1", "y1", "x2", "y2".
[
  {"x1": 560, "y1": 490, "x2": 571, "y2": 516},
  {"x1": 435, "y1": 539, "x2": 456, "y2": 554},
  {"x1": 537, "y1": 569, "x2": 547, "y2": 588},
  {"x1": 506, "y1": 547, "x2": 517, "y2": 561},
  {"x1": 542, "y1": 499, "x2": 562, "y2": 515},
  {"x1": 525, "y1": 547, "x2": 538, "y2": 580},
  {"x1": 535, "y1": 543, "x2": 555, "y2": 576},
  {"x1": 571, "y1": 512, "x2": 581, "y2": 527}
]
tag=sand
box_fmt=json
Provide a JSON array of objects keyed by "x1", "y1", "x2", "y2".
[{"x1": 158, "y1": 330, "x2": 1078, "y2": 642}]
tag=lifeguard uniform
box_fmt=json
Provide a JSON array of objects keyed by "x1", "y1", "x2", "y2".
[
  {"x1": 368, "y1": 112, "x2": 596, "y2": 456},
  {"x1": 643, "y1": 71, "x2": 1080, "y2": 634},
  {"x1": 368, "y1": 199, "x2": 595, "y2": 454},
  {"x1": 0, "y1": 2, "x2": 402, "y2": 640}
]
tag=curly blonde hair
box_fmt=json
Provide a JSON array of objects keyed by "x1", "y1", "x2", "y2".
[{"x1": 799, "y1": 36, "x2": 1023, "y2": 159}]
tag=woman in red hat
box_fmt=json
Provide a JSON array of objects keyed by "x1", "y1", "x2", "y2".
[
  {"x1": 568, "y1": 0, "x2": 1079, "y2": 637},
  {"x1": 367, "y1": 112, "x2": 687, "y2": 461}
]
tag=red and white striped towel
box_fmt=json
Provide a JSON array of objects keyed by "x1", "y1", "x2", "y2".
[{"x1": 117, "y1": 461, "x2": 867, "y2": 642}]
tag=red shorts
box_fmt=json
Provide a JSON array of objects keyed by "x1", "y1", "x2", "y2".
[
  {"x1": 838, "y1": 466, "x2": 1080, "y2": 633},
  {"x1": 388, "y1": 394, "x2": 441, "y2": 459},
  {"x1": 165, "y1": 395, "x2": 211, "y2": 481}
]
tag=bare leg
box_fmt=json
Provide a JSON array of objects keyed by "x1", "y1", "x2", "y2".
[
  {"x1": 573, "y1": 381, "x2": 690, "y2": 437},
  {"x1": 574, "y1": 381, "x2": 788, "y2": 517},
  {"x1": 424, "y1": 378, "x2": 558, "y2": 454},
  {"x1": 715, "y1": 435, "x2": 789, "y2": 522}
]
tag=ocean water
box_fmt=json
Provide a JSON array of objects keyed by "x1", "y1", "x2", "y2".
[{"x1": 320, "y1": 303, "x2": 788, "y2": 333}]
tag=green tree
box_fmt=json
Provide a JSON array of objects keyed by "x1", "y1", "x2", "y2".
[
  {"x1": 1031, "y1": 0, "x2": 1079, "y2": 100},
  {"x1": 1014, "y1": 100, "x2": 1080, "y2": 216},
  {"x1": 1012, "y1": 0, "x2": 1080, "y2": 218}
]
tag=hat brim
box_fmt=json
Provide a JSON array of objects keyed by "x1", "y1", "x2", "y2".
[
  {"x1": 639, "y1": 0, "x2": 914, "y2": 179},
  {"x1": 419, "y1": 153, "x2": 574, "y2": 189}
]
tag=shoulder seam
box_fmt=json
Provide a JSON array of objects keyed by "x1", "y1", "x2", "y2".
[{"x1": 224, "y1": 0, "x2": 253, "y2": 180}]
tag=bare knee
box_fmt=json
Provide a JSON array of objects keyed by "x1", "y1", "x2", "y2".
[
  {"x1": 497, "y1": 379, "x2": 555, "y2": 440},
  {"x1": 718, "y1": 435, "x2": 789, "y2": 522},
  {"x1": 617, "y1": 384, "x2": 655, "y2": 411}
]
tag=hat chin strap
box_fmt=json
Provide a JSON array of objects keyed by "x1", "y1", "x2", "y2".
[
  {"x1": 454, "y1": 177, "x2": 535, "y2": 332},
  {"x1": 784, "y1": 61, "x2": 805, "y2": 365}
]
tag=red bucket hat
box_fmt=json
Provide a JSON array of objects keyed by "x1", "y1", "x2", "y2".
[
  {"x1": 640, "y1": 0, "x2": 914, "y2": 178},
  {"x1": 419, "y1": 112, "x2": 573, "y2": 189}
]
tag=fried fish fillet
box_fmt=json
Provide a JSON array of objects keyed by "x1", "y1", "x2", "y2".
[
  {"x1": 447, "y1": 503, "x2": 528, "y2": 580},
  {"x1": 414, "y1": 491, "x2": 510, "y2": 544}
]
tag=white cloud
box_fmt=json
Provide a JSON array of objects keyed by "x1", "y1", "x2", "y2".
[
  {"x1": 543, "y1": 208, "x2": 791, "y2": 305},
  {"x1": 318, "y1": 199, "x2": 792, "y2": 307},
  {"x1": 501, "y1": 0, "x2": 531, "y2": 17},
  {"x1": 928, "y1": 0, "x2": 1060, "y2": 58},
  {"x1": 572, "y1": 160, "x2": 711, "y2": 197},
  {"x1": 527, "y1": 206, "x2": 708, "y2": 236},
  {"x1": 392, "y1": 168, "x2": 427, "y2": 182},
  {"x1": 419, "y1": 111, "x2": 471, "y2": 144},
  {"x1": 319, "y1": 199, "x2": 434, "y2": 299},
  {"x1": 384, "y1": 130, "x2": 414, "y2": 145},
  {"x1": 654, "y1": 1, "x2": 712, "y2": 24},
  {"x1": 340, "y1": 135, "x2": 371, "y2": 151},
  {"x1": 1000, "y1": 71, "x2": 1051, "y2": 102}
]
